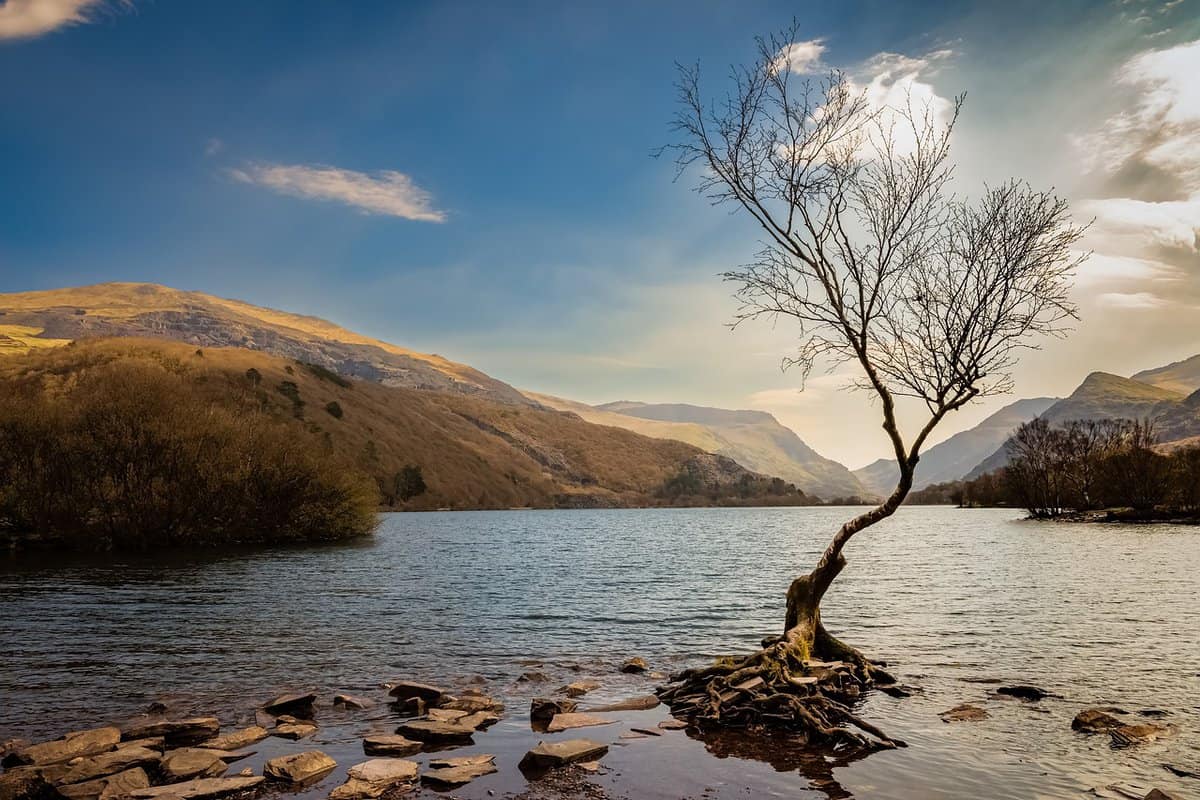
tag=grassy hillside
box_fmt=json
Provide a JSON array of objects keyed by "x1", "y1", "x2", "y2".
[
  {"x1": 1132, "y1": 353, "x2": 1200, "y2": 395},
  {"x1": 855, "y1": 397, "x2": 1058, "y2": 495},
  {"x1": 0, "y1": 282, "x2": 530, "y2": 404},
  {"x1": 0, "y1": 340, "x2": 808, "y2": 525}
]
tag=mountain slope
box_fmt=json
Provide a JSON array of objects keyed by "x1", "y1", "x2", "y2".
[
  {"x1": 528, "y1": 398, "x2": 867, "y2": 500},
  {"x1": 1132, "y1": 353, "x2": 1200, "y2": 395},
  {"x1": 0, "y1": 282, "x2": 530, "y2": 404},
  {"x1": 1, "y1": 338, "x2": 805, "y2": 511},
  {"x1": 966, "y1": 373, "x2": 1187, "y2": 478},
  {"x1": 854, "y1": 397, "x2": 1059, "y2": 495}
]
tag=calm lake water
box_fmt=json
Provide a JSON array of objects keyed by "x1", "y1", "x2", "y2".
[{"x1": 1, "y1": 506, "x2": 1198, "y2": 799}]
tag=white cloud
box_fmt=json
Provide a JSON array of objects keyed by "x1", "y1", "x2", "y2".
[
  {"x1": 1095, "y1": 291, "x2": 1169, "y2": 310},
  {"x1": 229, "y1": 163, "x2": 446, "y2": 222},
  {"x1": 1073, "y1": 252, "x2": 1178, "y2": 286},
  {"x1": 0, "y1": 0, "x2": 125, "y2": 40},
  {"x1": 854, "y1": 50, "x2": 955, "y2": 156},
  {"x1": 1082, "y1": 196, "x2": 1200, "y2": 253},
  {"x1": 772, "y1": 39, "x2": 826, "y2": 74}
]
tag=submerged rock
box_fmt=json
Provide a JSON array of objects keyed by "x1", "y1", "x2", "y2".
[
  {"x1": 263, "y1": 751, "x2": 336, "y2": 785},
  {"x1": 546, "y1": 714, "x2": 614, "y2": 733},
  {"x1": 3, "y1": 728, "x2": 121, "y2": 768},
  {"x1": 394, "y1": 720, "x2": 473, "y2": 745},
  {"x1": 519, "y1": 739, "x2": 608, "y2": 771},
  {"x1": 996, "y1": 685, "x2": 1056, "y2": 701},
  {"x1": 121, "y1": 719, "x2": 219, "y2": 747},
  {"x1": 57, "y1": 767, "x2": 150, "y2": 800},
  {"x1": 1073, "y1": 708, "x2": 1124, "y2": 732},
  {"x1": 327, "y1": 759, "x2": 418, "y2": 800},
  {"x1": 262, "y1": 691, "x2": 316, "y2": 719},
  {"x1": 939, "y1": 704, "x2": 989, "y2": 722},
  {"x1": 361, "y1": 734, "x2": 422, "y2": 757},
  {"x1": 421, "y1": 755, "x2": 497, "y2": 788},
  {"x1": 159, "y1": 749, "x2": 227, "y2": 782},
  {"x1": 202, "y1": 727, "x2": 267, "y2": 752},
  {"x1": 393, "y1": 697, "x2": 426, "y2": 717},
  {"x1": 1110, "y1": 723, "x2": 1168, "y2": 747},
  {"x1": 129, "y1": 776, "x2": 264, "y2": 800},
  {"x1": 619, "y1": 657, "x2": 648, "y2": 674},
  {"x1": 582, "y1": 695, "x2": 659, "y2": 713},
  {"x1": 531, "y1": 698, "x2": 577, "y2": 722}
]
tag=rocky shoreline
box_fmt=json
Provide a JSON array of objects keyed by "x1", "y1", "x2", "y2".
[{"x1": 0, "y1": 660, "x2": 1191, "y2": 800}]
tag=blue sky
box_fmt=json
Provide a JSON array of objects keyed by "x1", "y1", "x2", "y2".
[{"x1": 2, "y1": 0, "x2": 1199, "y2": 466}]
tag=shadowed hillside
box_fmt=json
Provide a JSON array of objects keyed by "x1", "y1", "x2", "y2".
[
  {"x1": 0, "y1": 282, "x2": 531, "y2": 404},
  {"x1": 855, "y1": 397, "x2": 1058, "y2": 495},
  {"x1": 0, "y1": 340, "x2": 810, "y2": 533},
  {"x1": 1132, "y1": 352, "x2": 1200, "y2": 395}
]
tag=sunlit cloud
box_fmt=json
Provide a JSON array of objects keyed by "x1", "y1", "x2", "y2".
[
  {"x1": 0, "y1": 0, "x2": 128, "y2": 40},
  {"x1": 229, "y1": 162, "x2": 447, "y2": 222},
  {"x1": 771, "y1": 39, "x2": 826, "y2": 74},
  {"x1": 1095, "y1": 291, "x2": 1169, "y2": 310},
  {"x1": 1073, "y1": 252, "x2": 1178, "y2": 286}
]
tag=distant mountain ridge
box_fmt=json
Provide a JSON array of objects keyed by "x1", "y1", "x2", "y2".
[
  {"x1": 0, "y1": 282, "x2": 531, "y2": 405},
  {"x1": 1132, "y1": 354, "x2": 1200, "y2": 395},
  {"x1": 854, "y1": 397, "x2": 1058, "y2": 495},
  {"x1": 528, "y1": 396, "x2": 868, "y2": 500},
  {"x1": 966, "y1": 370, "x2": 1194, "y2": 479}
]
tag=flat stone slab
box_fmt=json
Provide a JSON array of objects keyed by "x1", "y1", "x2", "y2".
[
  {"x1": 387, "y1": 681, "x2": 445, "y2": 703},
  {"x1": 457, "y1": 712, "x2": 499, "y2": 731},
  {"x1": 629, "y1": 727, "x2": 661, "y2": 737},
  {"x1": 328, "y1": 759, "x2": 419, "y2": 800},
  {"x1": 203, "y1": 727, "x2": 268, "y2": 751},
  {"x1": 519, "y1": 739, "x2": 608, "y2": 770},
  {"x1": 426, "y1": 709, "x2": 469, "y2": 723},
  {"x1": 361, "y1": 735, "x2": 422, "y2": 757},
  {"x1": 129, "y1": 775, "x2": 265, "y2": 800},
  {"x1": 395, "y1": 720, "x2": 474, "y2": 745},
  {"x1": 262, "y1": 692, "x2": 316, "y2": 717},
  {"x1": 561, "y1": 681, "x2": 600, "y2": 698},
  {"x1": 269, "y1": 721, "x2": 316, "y2": 740},
  {"x1": 58, "y1": 767, "x2": 150, "y2": 800},
  {"x1": 657, "y1": 719, "x2": 689, "y2": 730},
  {"x1": 263, "y1": 750, "x2": 336, "y2": 785},
  {"x1": 4, "y1": 727, "x2": 121, "y2": 767},
  {"x1": 546, "y1": 714, "x2": 614, "y2": 733},
  {"x1": 583, "y1": 695, "x2": 659, "y2": 713},
  {"x1": 1110, "y1": 723, "x2": 1168, "y2": 746},
  {"x1": 421, "y1": 755, "x2": 497, "y2": 788},
  {"x1": 440, "y1": 694, "x2": 503, "y2": 713},
  {"x1": 122, "y1": 719, "x2": 219, "y2": 747},
  {"x1": 59, "y1": 746, "x2": 160, "y2": 784},
  {"x1": 160, "y1": 749, "x2": 227, "y2": 781}
]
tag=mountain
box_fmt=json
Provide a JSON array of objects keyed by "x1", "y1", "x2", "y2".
[
  {"x1": 1132, "y1": 353, "x2": 1200, "y2": 395},
  {"x1": 0, "y1": 282, "x2": 530, "y2": 405},
  {"x1": 1, "y1": 338, "x2": 805, "y2": 511},
  {"x1": 853, "y1": 396, "x2": 1059, "y2": 495},
  {"x1": 527, "y1": 396, "x2": 867, "y2": 500},
  {"x1": 965, "y1": 372, "x2": 1189, "y2": 478}
]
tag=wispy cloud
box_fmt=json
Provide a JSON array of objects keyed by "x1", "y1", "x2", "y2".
[
  {"x1": 0, "y1": 0, "x2": 127, "y2": 41},
  {"x1": 771, "y1": 39, "x2": 826, "y2": 74},
  {"x1": 229, "y1": 163, "x2": 446, "y2": 222}
]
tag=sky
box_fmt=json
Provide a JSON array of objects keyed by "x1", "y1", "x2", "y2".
[{"x1": 2, "y1": 0, "x2": 1199, "y2": 469}]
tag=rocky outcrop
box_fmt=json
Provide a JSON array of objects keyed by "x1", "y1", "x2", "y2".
[
  {"x1": 393, "y1": 721, "x2": 474, "y2": 746},
  {"x1": 129, "y1": 776, "x2": 264, "y2": 800},
  {"x1": 202, "y1": 727, "x2": 267, "y2": 751},
  {"x1": 619, "y1": 657, "x2": 648, "y2": 674},
  {"x1": 561, "y1": 681, "x2": 600, "y2": 698},
  {"x1": 58, "y1": 747, "x2": 159, "y2": 784},
  {"x1": 531, "y1": 699, "x2": 577, "y2": 721},
  {"x1": 120, "y1": 719, "x2": 219, "y2": 748},
  {"x1": 361, "y1": 735, "x2": 421, "y2": 757},
  {"x1": 158, "y1": 749, "x2": 227, "y2": 782},
  {"x1": 56, "y1": 767, "x2": 149, "y2": 800},
  {"x1": 262, "y1": 692, "x2": 316, "y2": 718},
  {"x1": 545, "y1": 714, "x2": 614, "y2": 733}
]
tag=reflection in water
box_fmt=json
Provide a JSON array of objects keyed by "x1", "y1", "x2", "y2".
[{"x1": 2, "y1": 507, "x2": 1198, "y2": 798}]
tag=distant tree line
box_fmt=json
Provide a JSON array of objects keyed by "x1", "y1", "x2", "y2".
[
  {"x1": 910, "y1": 417, "x2": 1200, "y2": 519},
  {"x1": 0, "y1": 357, "x2": 380, "y2": 550}
]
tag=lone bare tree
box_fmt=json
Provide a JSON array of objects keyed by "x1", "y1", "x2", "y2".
[{"x1": 657, "y1": 26, "x2": 1085, "y2": 748}]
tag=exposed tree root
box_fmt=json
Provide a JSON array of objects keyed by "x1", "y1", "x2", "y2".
[{"x1": 657, "y1": 558, "x2": 907, "y2": 752}]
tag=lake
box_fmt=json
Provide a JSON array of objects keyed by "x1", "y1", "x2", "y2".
[{"x1": 2, "y1": 506, "x2": 1197, "y2": 799}]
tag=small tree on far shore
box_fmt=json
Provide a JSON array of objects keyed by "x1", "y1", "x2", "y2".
[{"x1": 657, "y1": 23, "x2": 1085, "y2": 748}]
